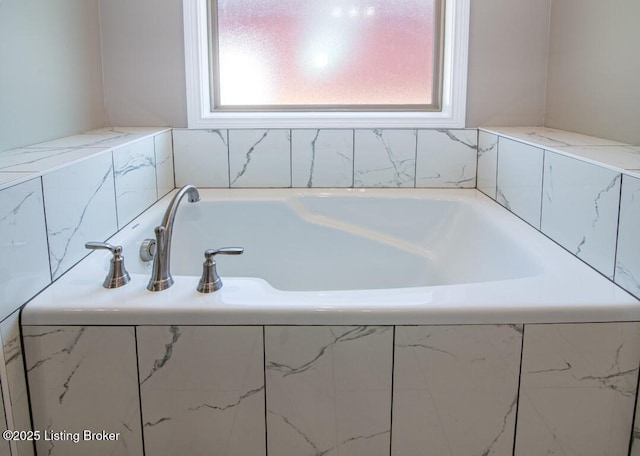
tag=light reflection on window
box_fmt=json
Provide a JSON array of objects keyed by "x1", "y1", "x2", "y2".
[{"x1": 213, "y1": 0, "x2": 438, "y2": 108}]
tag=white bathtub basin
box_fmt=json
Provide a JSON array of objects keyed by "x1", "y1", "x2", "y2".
[{"x1": 22, "y1": 188, "x2": 639, "y2": 325}]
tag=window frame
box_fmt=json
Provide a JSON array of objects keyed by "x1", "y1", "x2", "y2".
[{"x1": 183, "y1": 0, "x2": 470, "y2": 129}]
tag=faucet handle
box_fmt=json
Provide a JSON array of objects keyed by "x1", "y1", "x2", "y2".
[
  {"x1": 205, "y1": 247, "x2": 244, "y2": 259},
  {"x1": 85, "y1": 242, "x2": 131, "y2": 288},
  {"x1": 197, "y1": 247, "x2": 244, "y2": 293}
]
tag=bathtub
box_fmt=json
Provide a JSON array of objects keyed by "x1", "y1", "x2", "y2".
[{"x1": 22, "y1": 188, "x2": 639, "y2": 325}]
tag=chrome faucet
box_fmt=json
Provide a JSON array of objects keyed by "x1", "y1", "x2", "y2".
[{"x1": 147, "y1": 184, "x2": 201, "y2": 291}]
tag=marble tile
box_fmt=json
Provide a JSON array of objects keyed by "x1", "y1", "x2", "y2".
[
  {"x1": 23, "y1": 326, "x2": 143, "y2": 456},
  {"x1": 173, "y1": 129, "x2": 230, "y2": 188},
  {"x1": 393, "y1": 325, "x2": 522, "y2": 456},
  {"x1": 154, "y1": 131, "x2": 175, "y2": 197},
  {"x1": 515, "y1": 322, "x2": 640, "y2": 456},
  {"x1": 354, "y1": 129, "x2": 416, "y2": 187},
  {"x1": 477, "y1": 131, "x2": 499, "y2": 199},
  {"x1": 415, "y1": 129, "x2": 477, "y2": 188},
  {"x1": 554, "y1": 145, "x2": 640, "y2": 174},
  {"x1": 42, "y1": 153, "x2": 118, "y2": 279},
  {"x1": 24, "y1": 127, "x2": 167, "y2": 150},
  {"x1": 229, "y1": 129, "x2": 291, "y2": 188},
  {"x1": 291, "y1": 129, "x2": 353, "y2": 187},
  {"x1": 496, "y1": 137, "x2": 544, "y2": 228},
  {"x1": 486, "y1": 127, "x2": 626, "y2": 148},
  {"x1": 137, "y1": 326, "x2": 265, "y2": 456},
  {"x1": 615, "y1": 175, "x2": 640, "y2": 298},
  {"x1": 0, "y1": 146, "x2": 109, "y2": 173},
  {"x1": 632, "y1": 394, "x2": 640, "y2": 456},
  {"x1": 0, "y1": 171, "x2": 36, "y2": 190},
  {"x1": 0, "y1": 310, "x2": 34, "y2": 456},
  {"x1": 265, "y1": 326, "x2": 392, "y2": 456},
  {"x1": 541, "y1": 151, "x2": 621, "y2": 279},
  {"x1": 0, "y1": 380, "x2": 10, "y2": 456},
  {"x1": 113, "y1": 137, "x2": 157, "y2": 229},
  {"x1": 0, "y1": 178, "x2": 50, "y2": 320}
]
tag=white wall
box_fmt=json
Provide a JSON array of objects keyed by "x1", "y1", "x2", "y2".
[
  {"x1": 545, "y1": 0, "x2": 640, "y2": 145},
  {"x1": 0, "y1": 0, "x2": 105, "y2": 152},
  {"x1": 99, "y1": 0, "x2": 552, "y2": 129},
  {"x1": 466, "y1": 0, "x2": 551, "y2": 127},
  {"x1": 100, "y1": 0, "x2": 187, "y2": 128}
]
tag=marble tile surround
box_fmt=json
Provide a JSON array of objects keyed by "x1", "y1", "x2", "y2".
[
  {"x1": 541, "y1": 151, "x2": 621, "y2": 279},
  {"x1": 265, "y1": 326, "x2": 393, "y2": 456},
  {"x1": 113, "y1": 137, "x2": 157, "y2": 228},
  {"x1": 393, "y1": 325, "x2": 522, "y2": 456},
  {"x1": 615, "y1": 175, "x2": 640, "y2": 298},
  {"x1": 416, "y1": 129, "x2": 477, "y2": 188},
  {"x1": 481, "y1": 127, "x2": 640, "y2": 293},
  {"x1": 0, "y1": 311, "x2": 34, "y2": 456},
  {"x1": 20, "y1": 322, "x2": 640, "y2": 456},
  {"x1": 42, "y1": 153, "x2": 118, "y2": 279},
  {"x1": 496, "y1": 137, "x2": 544, "y2": 229},
  {"x1": 477, "y1": 130, "x2": 498, "y2": 198},
  {"x1": 516, "y1": 322, "x2": 640, "y2": 456},
  {"x1": 137, "y1": 326, "x2": 265, "y2": 456},
  {"x1": 172, "y1": 128, "x2": 481, "y2": 188},
  {"x1": 23, "y1": 326, "x2": 143, "y2": 456}
]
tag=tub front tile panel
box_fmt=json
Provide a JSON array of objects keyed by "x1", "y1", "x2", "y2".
[
  {"x1": 632, "y1": 394, "x2": 640, "y2": 456},
  {"x1": 137, "y1": 326, "x2": 265, "y2": 456},
  {"x1": 393, "y1": 325, "x2": 522, "y2": 456},
  {"x1": 0, "y1": 178, "x2": 50, "y2": 320},
  {"x1": 354, "y1": 129, "x2": 416, "y2": 187},
  {"x1": 229, "y1": 129, "x2": 291, "y2": 188},
  {"x1": 173, "y1": 129, "x2": 230, "y2": 188},
  {"x1": 291, "y1": 129, "x2": 354, "y2": 187},
  {"x1": 477, "y1": 131, "x2": 499, "y2": 199},
  {"x1": 496, "y1": 137, "x2": 544, "y2": 229},
  {"x1": 42, "y1": 153, "x2": 118, "y2": 279},
  {"x1": 541, "y1": 151, "x2": 621, "y2": 279},
  {"x1": 265, "y1": 326, "x2": 393, "y2": 456},
  {"x1": 113, "y1": 136, "x2": 157, "y2": 229},
  {"x1": 415, "y1": 129, "x2": 477, "y2": 188},
  {"x1": 515, "y1": 322, "x2": 640, "y2": 456},
  {"x1": 154, "y1": 131, "x2": 175, "y2": 197},
  {"x1": 0, "y1": 380, "x2": 10, "y2": 456},
  {"x1": 23, "y1": 326, "x2": 143, "y2": 456},
  {"x1": 0, "y1": 311, "x2": 34, "y2": 456},
  {"x1": 615, "y1": 174, "x2": 640, "y2": 298}
]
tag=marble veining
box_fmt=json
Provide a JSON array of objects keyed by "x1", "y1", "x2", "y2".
[
  {"x1": 137, "y1": 326, "x2": 265, "y2": 456},
  {"x1": 43, "y1": 153, "x2": 118, "y2": 279},
  {"x1": 154, "y1": 131, "x2": 175, "y2": 197},
  {"x1": 416, "y1": 129, "x2": 477, "y2": 188},
  {"x1": 392, "y1": 325, "x2": 521, "y2": 456},
  {"x1": 24, "y1": 326, "x2": 143, "y2": 456},
  {"x1": 0, "y1": 178, "x2": 50, "y2": 319},
  {"x1": 140, "y1": 325, "x2": 181, "y2": 385},
  {"x1": 354, "y1": 129, "x2": 416, "y2": 187},
  {"x1": 113, "y1": 137, "x2": 157, "y2": 228},
  {"x1": 173, "y1": 129, "x2": 230, "y2": 187},
  {"x1": 477, "y1": 131, "x2": 498, "y2": 199},
  {"x1": 541, "y1": 151, "x2": 621, "y2": 279},
  {"x1": 0, "y1": 311, "x2": 34, "y2": 456},
  {"x1": 229, "y1": 129, "x2": 291, "y2": 188},
  {"x1": 292, "y1": 129, "x2": 353, "y2": 188},
  {"x1": 515, "y1": 322, "x2": 640, "y2": 456},
  {"x1": 266, "y1": 326, "x2": 392, "y2": 456},
  {"x1": 495, "y1": 137, "x2": 543, "y2": 228},
  {"x1": 615, "y1": 175, "x2": 640, "y2": 298},
  {"x1": 484, "y1": 127, "x2": 626, "y2": 148}
]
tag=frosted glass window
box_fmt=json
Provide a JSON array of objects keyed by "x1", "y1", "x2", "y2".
[{"x1": 210, "y1": 0, "x2": 442, "y2": 109}]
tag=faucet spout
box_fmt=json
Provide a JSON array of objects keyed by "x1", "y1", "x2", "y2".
[{"x1": 147, "y1": 184, "x2": 200, "y2": 291}]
